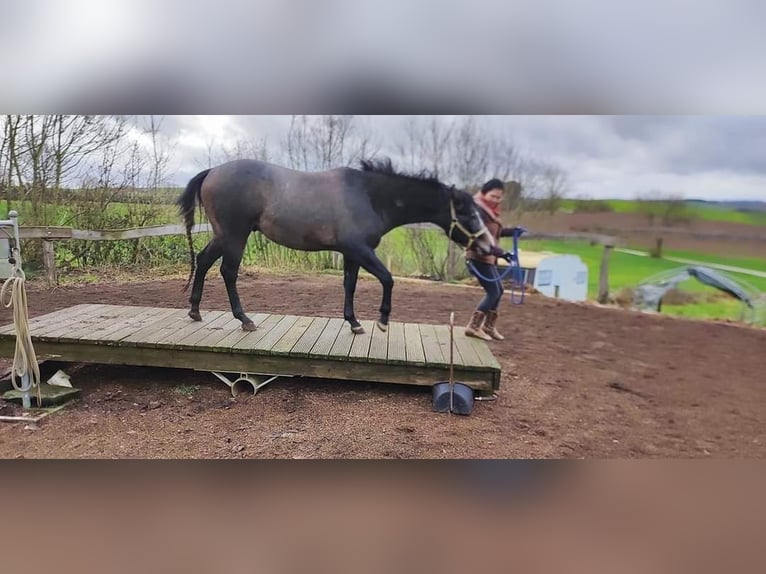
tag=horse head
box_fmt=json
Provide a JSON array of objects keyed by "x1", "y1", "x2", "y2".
[{"x1": 447, "y1": 187, "x2": 494, "y2": 255}]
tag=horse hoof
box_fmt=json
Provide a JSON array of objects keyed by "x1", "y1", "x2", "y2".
[
  {"x1": 351, "y1": 325, "x2": 365, "y2": 335},
  {"x1": 241, "y1": 322, "x2": 257, "y2": 332},
  {"x1": 376, "y1": 321, "x2": 388, "y2": 332},
  {"x1": 189, "y1": 311, "x2": 202, "y2": 322}
]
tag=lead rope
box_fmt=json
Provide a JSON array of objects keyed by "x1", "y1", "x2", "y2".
[
  {"x1": 0, "y1": 248, "x2": 41, "y2": 407},
  {"x1": 465, "y1": 229, "x2": 527, "y2": 304}
]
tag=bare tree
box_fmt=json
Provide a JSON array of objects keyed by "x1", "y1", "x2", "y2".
[
  {"x1": 448, "y1": 116, "x2": 490, "y2": 186},
  {"x1": 282, "y1": 115, "x2": 376, "y2": 171},
  {"x1": 0, "y1": 115, "x2": 127, "y2": 225},
  {"x1": 635, "y1": 190, "x2": 693, "y2": 226},
  {"x1": 195, "y1": 132, "x2": 271, "y2": 170},
  {"x1": 221, "y1": 135, "x2": 271, "y2": 163},
  {"x1": 396, "y1": 116, "x2": 454, "y2": 177},
  {"x1": 0, "y1": 116, "x2": 25, "y2": 212},
  {"x1": 141, "y1": 115, "x2": 175, "y2": 192},
  {"x1": 394, "y1": 116, "x2": 463, "y2": 278},
  {"x1": 537, "y1": 161, "x2": 569, "y2": 214},
  {"x1": 512, "y1": 158, "x2": 569, "y2": 214}
]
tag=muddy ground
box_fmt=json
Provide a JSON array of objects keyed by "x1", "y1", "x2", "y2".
[{"x1": 0, "y1": 271, "x2": 763, "y2": 458}]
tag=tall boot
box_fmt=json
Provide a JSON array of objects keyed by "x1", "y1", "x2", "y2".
[
  {"x1": 483, "y1": 310, "x2": 505, "y2": 341},
  {"x1": 465, "y1": 310, "x2": 492, "y2": 341}
]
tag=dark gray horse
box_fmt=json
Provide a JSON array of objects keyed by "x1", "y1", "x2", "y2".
[{"x1": 177, "y1": 158, "x2": 494, "y2": 334}]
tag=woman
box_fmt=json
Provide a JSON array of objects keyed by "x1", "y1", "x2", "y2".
[{"x1": 464, "y1": 178, "x2": 519, "y2": 341}]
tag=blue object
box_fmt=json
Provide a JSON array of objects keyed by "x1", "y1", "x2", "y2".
[
  {"x1": 465, "y1": 227, "x2": 527, "y2": 304},
  {"x1": 432, "y1": 382, "x2": 475, "y2": 415}
]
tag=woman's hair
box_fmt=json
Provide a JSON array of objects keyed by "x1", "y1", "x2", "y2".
[{"x1": 480, "y1": 178, "x2": 505, "y2": 194}]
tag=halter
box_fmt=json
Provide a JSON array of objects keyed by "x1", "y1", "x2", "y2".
[{"x1": 449, "y1": 199, "x2": 488, "y2": 250}]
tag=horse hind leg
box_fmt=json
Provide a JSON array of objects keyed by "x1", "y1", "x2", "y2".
[
  {"x1": 189, "y1": 239, "x2": 224, "y2": 321},
  {"x1": 220, "y1": 238, "x2": 256, "y2": 331},
  {"x1": 342, "y1": 256, "x2": 365, "y2": 334}
]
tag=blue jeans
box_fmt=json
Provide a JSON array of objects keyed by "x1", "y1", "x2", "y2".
[{"x1": 468, "y1": 260, "x2": 504, "y2": 312}]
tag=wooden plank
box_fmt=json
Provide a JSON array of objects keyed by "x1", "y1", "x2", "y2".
[
  {"x1": 209, "y1": 313, "x2": 271, "y2": 351},
  {"x1": 173, "y1": 311, "x2": 238, "y2": 348},
  {"x1": 193, "y1": 315, "x2": 249, "y2": 348},
  {"x1": 270, "y1": 316, "x2": 315, "y2": 356},
  {"x1": 18, "y1": 226, "x2": 73, "y2": 240},
  {"x1": 70, "y1": 222, "x2": 212, "y2": 241},
  {"x1": 146, "y1": 311, "x2": 213, "y2": 347},
  {"x1": 418, "y1": 323, "x2": 445, "y2": 366},
  {"x1": 58, "y1": 305, "x2": 146, "y2": 343},
  {"x1": 34, "y1": 311, "x2": 109, "y2": 341},
  {"x1": 308, "y1": 318, "x2": 344, "y2": 357},
  {"x1": 17, "y1": 304, "x2": 101, "y2": 337},
  {"x1": 231, "y1": 314, "x2": 283, "y2": 351},
  {"x1": 250, "y1": 315, "x2": 301, "y2": 353},
  {"x1": 0, "y1": 305, "x2": 87, "y2": 335},
  {"x1": 386, "y1": 322, "x2": 407, "y2": 365},
  {"x1": 367, "y1": 322, "x2": 389, "y2": 363},
  {"x1": 156, "y1": 310, "x2": 228, "y2": 348},
  {"x1": 461, "y1": 333, "x2": 501, "y2": 370},
  {"x1": 434, "y1": 325, "x2": 463, "y2": 367},
  {"x1": 347, "y1": 320, "x2": 374, "y2": 363},
  {"x1": 101, "y1": 307, "x2": 192, "y2": 346},
  {"x1": 0, "y1": 338, "x2": 497, "y2": 392},
  {"x1": 290, "y1": 317, "x2": 330, "y2": 358},
  {"x1": 121, "y1": 309, "x2": 196, "y2": 346},
  {"x1": 403, "y1": 323, "x2": 426, "y2": 367},
  {"x1": 328, "y1": 321, "x2": 357, "y2": 361},
  {"x1": 0, "y1": 304, "x2": 501, "y2": 392},
  {"x1": 32, "y1": 304, "x2": 113, "y2": 340},
  {"x1": 451, "y1": 328, "x2": 482, "y2": 368}
]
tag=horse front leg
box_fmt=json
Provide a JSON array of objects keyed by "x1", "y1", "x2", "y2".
[
  {"x1": 220, "y1": 240, "x2": 256, "y2": 331},
  {"x1": 342, "y1": 255, "x2": 365, "y2": 334},
  {"x1": 353, "y1": 248, "x2": 394, "y2": 332}
]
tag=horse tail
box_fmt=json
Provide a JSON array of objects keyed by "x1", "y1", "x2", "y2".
[{"x1": 176, "y1": 168, "x2": 210, "y2": 293}]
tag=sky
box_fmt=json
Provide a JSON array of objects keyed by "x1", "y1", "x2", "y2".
[{"x1": 156, "y1": 115, "x2": 766, "y2": 202}]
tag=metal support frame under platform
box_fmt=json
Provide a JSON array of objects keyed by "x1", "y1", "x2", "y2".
[{"x1": 206, "y1": 371, "x2": 294, "y2": 397}]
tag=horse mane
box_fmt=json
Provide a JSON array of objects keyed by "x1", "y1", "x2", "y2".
[{"x1": 360, "y1": 158, "x2": 445, "y2": 188}]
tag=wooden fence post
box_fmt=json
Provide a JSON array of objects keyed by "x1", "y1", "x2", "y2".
[
  {"x1": 597, "y1": 244, "x2": 613, "y2": 304},
  {"x1": 42, "y1": 239, "x2": 57, "y2": 284}
]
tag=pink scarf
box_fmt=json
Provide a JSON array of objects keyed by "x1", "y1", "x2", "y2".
[{"x1": 473, "y1": 192, "x2": 502, "y2": 223}]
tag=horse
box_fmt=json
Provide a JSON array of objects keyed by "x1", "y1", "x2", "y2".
[{"x1": 177, "y1": 158, "x2": 495, "y2": 334}]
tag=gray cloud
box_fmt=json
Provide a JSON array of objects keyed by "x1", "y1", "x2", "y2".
[
  {"x1": 607, "y1": 116, "x2": 766, "y2": 176},
  {"x1": 156, "y1": 115, "x2": 765, "y2": 201}
]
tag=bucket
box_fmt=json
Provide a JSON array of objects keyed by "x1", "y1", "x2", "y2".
[{"x1": 431, "y1": 312, "x2": 475, "y2": 416}]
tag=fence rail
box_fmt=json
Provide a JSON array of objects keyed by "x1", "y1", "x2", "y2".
[
  {"x1": 19, "y1": 223, "x2": 213, "y2": 241},
  {"x1": 19, "y1": 222, "x2": 620, "y2": 244},
  {"x1": 14, "y1": 223, "x2": 622, "y2": 295}
]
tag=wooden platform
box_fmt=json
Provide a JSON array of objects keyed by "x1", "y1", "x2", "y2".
[{"x1": 0, "y1": 305, "x2": 501, "y2": 393}]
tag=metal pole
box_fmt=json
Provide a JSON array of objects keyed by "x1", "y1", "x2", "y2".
[{"x1": 4, "y1": 211, "x2": 31, "y2": 408}]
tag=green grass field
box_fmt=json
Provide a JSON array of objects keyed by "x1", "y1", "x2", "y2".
[
  {"x1": 561, "y1": 198, "x2": 766, "y2": 226},
  {"x1": 519, "y1": 238, "x2": 766, "y2": 323},
  {"x1": 0, "y1": 200, "x2": 178, "y2": 226},
  {"x1": 659, "y1": 248, "x2": 766, "y2": 273}
]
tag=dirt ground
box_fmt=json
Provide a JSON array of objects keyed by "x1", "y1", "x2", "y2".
[{"x1": 0, "y1": 270, "x2": 764, "y2": 459}]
